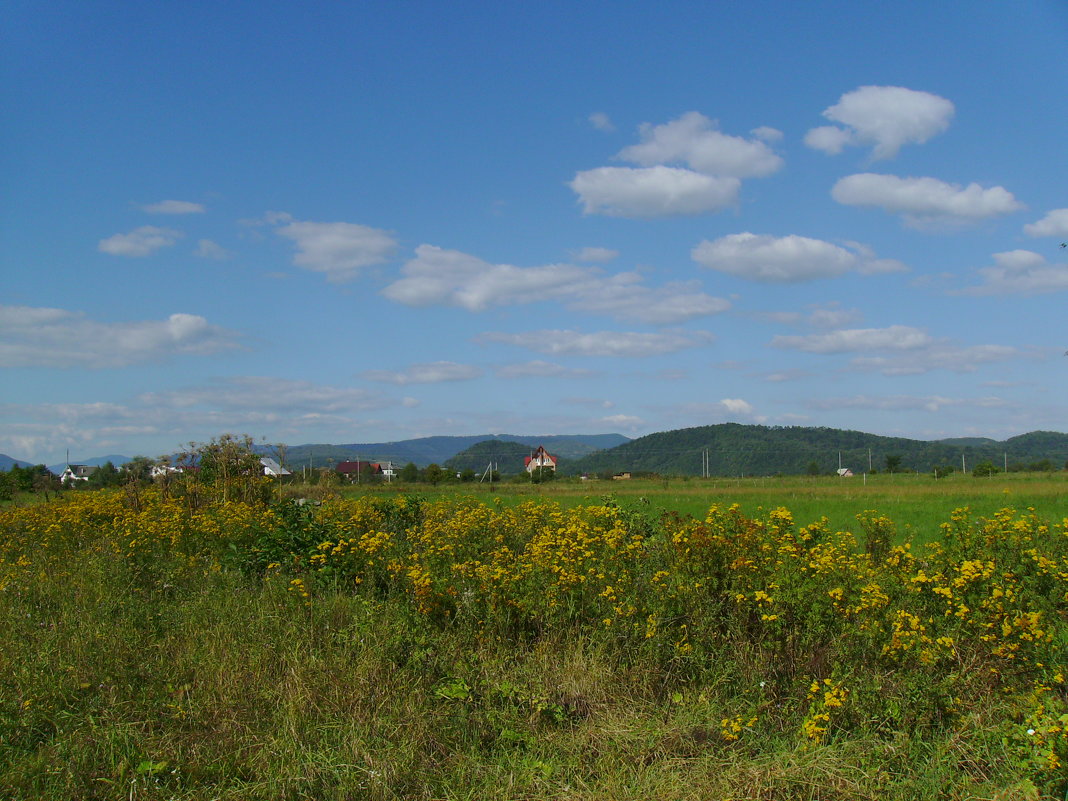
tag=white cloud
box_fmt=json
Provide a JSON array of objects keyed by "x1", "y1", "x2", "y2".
[
  {"x1": 0, "y1": 305, "x2": 241, "y2": 368},
  {"x1": 850, "y1": 344, "x2": 1020, "y2": 375},
  {"x1": 831, "y1": 173, "x2": 1023, "y2": 227},
  {"x1": 384, "y1": 245, "x2": 729, "y2": 325},
  {"x1": 570, "y1": 166, "x2": 740, "y2": 218},
  {"x1": 598, "y1": 413, "x2": 644, "y2": 431},
  {"x1": 1024, "y1": 209, "x2": 1068, "y2": 238},
  {"x1": 771, "y1": 325, "x2": 933, "y2": 353},
  {"x1": 803, "y1": 125, "x2": 854, "y2": 155},
  {"x1": 618, "y1": 112, "x2": 783, "y2": 178},
  {"x1": 195, "y1": 239, "x2": 230, "y2": 259},
  {"x1": 571, "y1": 247, "x2": 619, "y2": 263},
  {"x1": 141, "y1": 376, "x2": 389, "y2": 413},
  {"x1": 562, "y1": 397, "x2": 615, "y2": 408},
  {"x1": 959, "y1": 250, "x2": 1068, "y2": 296},
  {"x1": 588, "y1": 112, "x2": 615, "y2": 132},
  {"x1": 275, "y1": 219, "x2": 397, "y2": 282},
  {"x1": 141, "y1": 199, "x2": 205, "y2": 214},
  {"x1": 751, "y1": 126, "x2": 783, "y2": 143},
  {"x1": 807, "y1": 394, "x2": 1007, "y2": 413},
  {"x1": 0, "y1": 377, "x2": 396, "y2": 461},
  {"x1": 384, "y1": 245, "x2": 591, "y2": 311},
  {"x1": 569, "y1": 276, "x2": 731, "y2": 325},
  {"x1": 98, "y1": 226, "x2": 182, "y2": 257},
  {"x1": 806, "y1": 86, "x2": 955, "y2": 160},
  {"x1": 807, "y1": 304, "x2": 864, "y2": 329},
  {"x1": 692, "y1": 232, "x2": 904, "y2": 282},
  {"x1": 771, "y1": 321, "x2": 1021, "y2": 375},
  {"x1": 495, "y1": 361, "x2": 597, "y2": 379},
  {"x1": 477, "y1": 329, "x2": 715, "y2": 358},
  {"x1": 361, "y1": 361, "x2": 483, "y2": 385},
  {"x1": 720, "y1": 398, "x2": 754, "y2": 415}
]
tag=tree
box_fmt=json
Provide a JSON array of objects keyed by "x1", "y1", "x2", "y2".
[
  {"x1": 0, "y1": 472, "x2": 14, "y2": 502},
  {"x1": 806, "y1": 461, "x2": 822, "y2": 476},
  {"x1": 933, "y1": 464, "x2": 955, "y2": 479},
  {"x1": 529, "y1": 466, "x2": 556, "y2": 484},
  {"x1": 399, "y1": 462, "x2": 420, "y2": 482},
  {"x1": 422, "y1": 463, "x2": 445, "y2": 485},
  {"x1": 885, "y1": 454, "x2": 902, "y2": 474},
  {"x1": 120, "y1": 456, "x2": 155, "y2": 484},
  {"x1": 972, "y1": 461, "x2": 999, "y2": 477},
  {"x1": 87, "y1": 461, "x2": 121, "y2": 489}
]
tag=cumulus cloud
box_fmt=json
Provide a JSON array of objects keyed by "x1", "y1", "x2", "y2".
[
  {"x1": 275, "y1": 219, "x2": 397, "y2": 282},
  {"x1": 588, "y1": 112, "x2": 615, "y2": 132},
  {"x1": 750, "y1": 126, "x2": 783, "y2": 143},
  {"x1": 850, "y1": 344, "x2": 1021, "y2": 375},
  {"x1": 477, "y1": 329, "x2": 715, "y2": 358},
  {"x1": 570, "y1": 276, "x2": 731, "y2": 325},
  {"x1": 771, "y1": 321, "x2": 1021, "y2": 375},
  {"x1": 383, "y1": 245, "x2": 730, "y2": 325},
  {"x1": 0, "y1": 305, "x2": 241, "y2": 368},
  {"x1": 1024, "y1": 209, "x2": 1068, "y2": 238},
  {"x1": 361, "y1": 361, "x2": 483, "y2": 385},
  {"x1": 194, "y1": 239, "x2": 230, "y2": 259},
  {"x1": 692, "y1": 232, "x2": 906, "y2": 282},
  {"x1": 807, "y1": 394, "x2": 1007, "y2": 413},
  {"x1": 618, "y1": 112, "x2": 783, "y2": 178},
  {"x1": 98, "y1": 226, "x2": 182, "y2": 257},
  {"x1": 720, "y1": 398, "x2": 754, "y2": 415},
  {"x1": 570, "y1": 111, "x2": 781, "y2": 218},
  {"x1": 805, "y1": 85, "x2": 955, "y2": 159},
  {"x1": 771, "y1": 325, "x2": 933, "y2": 353},
  {"x1": 803, "y1": 126, "x2": 854, "y2": 155},
  {"x1": 570, "y1": 166, "x2": 740, "y2": 218},
  {"x1": 384, "y1": 245, "x2": 591, "y2": 311},
  {"x1": 831, "y1": 173, "x2": 1023, "y2": 227},
  {"x1": 959, "y1": 250, "x2": 1068, "y2": 296},
  {"x1": 141, "y1": 376, "x2": 389, "y2": 413},
  {"x1": 571, "y1": 247, "x2": 619, "y2": 263},
  {"x1": 495, "y1": 361, "x2": 597, "y2": 379},
  {"x1": 141, "y1": 200, "x2": 205, "y2": 214}
]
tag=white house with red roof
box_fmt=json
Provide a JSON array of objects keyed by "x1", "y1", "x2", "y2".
[{"x1": 524, "y1": 446, "x2": 557, "y2": 474}]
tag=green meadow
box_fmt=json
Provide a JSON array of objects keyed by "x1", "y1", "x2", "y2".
[{"x1": 2, "y1": 471, "x2": 1066, "y2": 800}]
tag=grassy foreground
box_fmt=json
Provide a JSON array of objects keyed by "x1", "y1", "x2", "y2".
[{"x1": 1, "y1": 479, "x2": 1067, "y2": 799}]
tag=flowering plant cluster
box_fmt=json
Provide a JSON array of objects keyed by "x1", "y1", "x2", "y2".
[{"x1": 2, "y1": 489, "x2": 1066, "y2": 781}]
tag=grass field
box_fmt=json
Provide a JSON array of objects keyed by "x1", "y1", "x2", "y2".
[
  {"x1": 2, "y1": 473, "x2": 1067, "y2": 799},
  {"x1": 337, "y1": 470, "x2": 1068, "y2": 544}
]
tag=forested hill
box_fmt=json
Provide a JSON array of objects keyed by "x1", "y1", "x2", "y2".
[{"x1": 568, "y1": 424, "x2": 1068, "y2": 477}]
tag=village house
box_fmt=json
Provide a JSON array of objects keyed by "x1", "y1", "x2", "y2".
[
  {"x1": 260, "y1": 457, "x2": 292, "y2": 477},
  {"x1": 524, "y1": 446, "x2": 557, "y2": 474},
  {"x1": 335, "y1": 461, "x2": 381, "y2": 481},
  {"x1": 60, "y1": 464, "x2": 94, "y2": 484}
]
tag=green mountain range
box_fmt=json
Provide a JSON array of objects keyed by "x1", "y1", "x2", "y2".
[{"x1": 564, "y1": 424, "x2": 1068, "y2": 477}]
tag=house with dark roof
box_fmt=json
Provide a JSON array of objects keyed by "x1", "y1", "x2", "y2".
[{"x1": 336, "y1": 461, "x2": 381, "y2": 481}]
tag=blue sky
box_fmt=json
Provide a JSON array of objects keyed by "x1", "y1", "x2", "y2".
[{"x1": 3, "y1": 0, "x2": 1067, "y2": 463}]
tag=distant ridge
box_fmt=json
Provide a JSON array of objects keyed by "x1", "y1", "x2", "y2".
[
  {"x1": 8, "y1": 427, "x2": 1066, "y2": 478},
  {"x1": 0, "y1": 453, "x2": 33, "y2": 471},
  {"x1": 281, "y1": 434, "x2": 629, "y2": 469},
  {"x1": 569, "y1": 424, "x2": 1068, "y2": 477}
]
